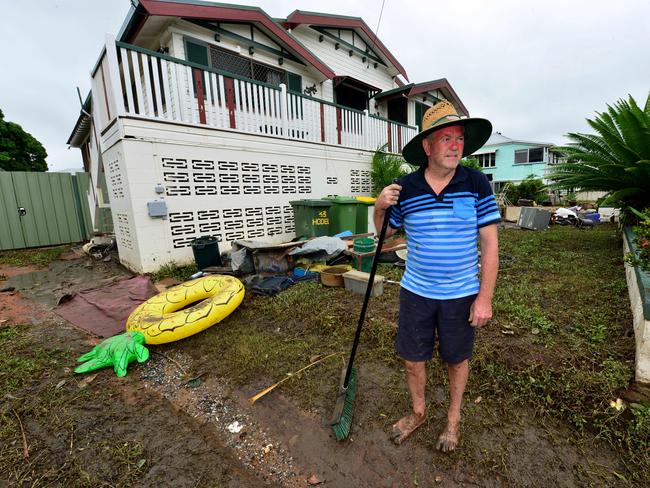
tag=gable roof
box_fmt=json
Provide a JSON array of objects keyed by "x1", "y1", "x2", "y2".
[
  {"x1": 374, "y1": 79, "x2": 468, "y2": 116},
  {"x1": 123, "y1": 1, "x2": 336, "y2": 79},
  {"x1": 483, "y1": 132, "x2": 555, "y2": 147},
  {"x1": 281, "y1": 10, "x2": 409, "y2": 81}
]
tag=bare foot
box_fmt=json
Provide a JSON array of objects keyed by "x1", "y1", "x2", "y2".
[
  {"x1": 390, "y1": 413, "x2": 426, "y2": 445},
  {"x1": 436, "y1": 421, "x2": 460, "y2": 452}
]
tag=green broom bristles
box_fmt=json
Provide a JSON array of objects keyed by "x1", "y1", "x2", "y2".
[{"x1": 331, "y1": 367, "x2": 357, "y2": 440}]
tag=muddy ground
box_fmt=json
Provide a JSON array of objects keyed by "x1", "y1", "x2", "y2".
[{"x1": 1, "y1": 229, "x2": 648, "y2": 487}]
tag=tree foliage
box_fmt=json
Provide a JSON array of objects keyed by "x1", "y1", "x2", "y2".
[
  {"x1": 0, "y1": 109, "x2": 48, "y2": 172},
  {"x1": 461, "y1": 156, "x2": 483, "y2": 172},
  {"x1": 548, "y1": 93, "x2": 650, "y2": 209},
  {"x1": 505, "y1": 175, "x2": 548, "y2": 204},
  {"x1": 370, "y1": 144, "x2": 415, "y2": 195}
]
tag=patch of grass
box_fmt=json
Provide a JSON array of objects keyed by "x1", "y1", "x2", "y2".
[
  {"x1": 0, "y1": 245, "x2": 68, "y2": 268},
  {"x1": 0, "y1": 324, "x2": 68, "y2": 393},
  {"x1": 170, "y1": 225, "x2": 646, "y2": 482},
  {"x1": 101, "y1": 439, "x2": 147, "y2": 484},
  {"x1": 149, "y1": 261, "x2": 198, "y2": 282}
]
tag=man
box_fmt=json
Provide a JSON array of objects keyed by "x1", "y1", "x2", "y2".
[{"x1": 374, "y1": 101, "x2": 500, "y2": 451}]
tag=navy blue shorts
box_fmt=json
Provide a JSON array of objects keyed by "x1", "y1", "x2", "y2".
[{"x1": 396, "y1": 287, "x2": 477, "y2": 364}]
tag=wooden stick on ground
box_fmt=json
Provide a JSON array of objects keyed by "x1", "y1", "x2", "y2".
[
  {"x1": 249, "y1": 352, "x2": 343, "y2": 404},
  {"x1": 11, "y1": 408, "x2": 29, "y2": 459},
  {"x1": 152, "y1": 350, "x2": 188, "y2": 376}
]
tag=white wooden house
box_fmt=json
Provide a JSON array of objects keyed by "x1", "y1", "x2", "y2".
[{"x1": 67, "y1": 0, "x2": 470, "y2": 273}]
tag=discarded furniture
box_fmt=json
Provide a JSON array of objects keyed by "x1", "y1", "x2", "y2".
[{"x1": 517, "y1": 207, "x2": 551, "y2": 230}]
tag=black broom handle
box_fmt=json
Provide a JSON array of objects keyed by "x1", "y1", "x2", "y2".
[{"x1": 343, "y1": 204, "x2": 392, "y2": 388}]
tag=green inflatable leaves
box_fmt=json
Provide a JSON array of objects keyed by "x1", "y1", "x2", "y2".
[{"x1": 75, "y1": 332, "x2": 149, "y2": 377}]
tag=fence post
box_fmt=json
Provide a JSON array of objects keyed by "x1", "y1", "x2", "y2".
[
  {"x1": 104, "y1": 33, "x2": 124, "y2": 117},
  {"x1": 279, "y1": 83, "x2": 289, "y2": 138}
]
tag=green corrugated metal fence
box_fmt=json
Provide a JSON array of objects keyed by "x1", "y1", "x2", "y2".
[{"x1": 0, "y1": 171, "x2": 92, "y2": 251}]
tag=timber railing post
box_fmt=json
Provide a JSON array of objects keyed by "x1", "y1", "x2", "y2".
[
  {"x1": 193, "y1": 68, "x2": 207, "y2": 124},
  {"x1": 279, "y1": 83, "x2": 289, "y2": 138},
  {"x1": 320, "y1": 102, "x2": 326, "y2": 142},
  {"x1": 336, "y1": 107, "x2": 342, "y2": 145},
  {"x1": 364, "y1": 109, "x2": 370, "y2": 150},
  {"x1": 224, "y1": 77, "x2": 236, "y2": 129},
  {"x1": 387, "y1": 121, "x2": 392, "y2": 153},
  {"x1": 104, "y1": 33, "x2": 124, "y2": 117}
]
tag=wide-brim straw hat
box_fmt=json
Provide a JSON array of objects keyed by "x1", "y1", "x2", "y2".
[{"x1": 402, "y1": 100, "x2": 492, "y2": 166}]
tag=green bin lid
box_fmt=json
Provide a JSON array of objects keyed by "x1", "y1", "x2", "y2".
[
  {"x1": 289, "y1": 199, "x2": 332, "y2": 207},
  {"x1": 323, "y1": 195, "x2": 359, "y2": 203}
]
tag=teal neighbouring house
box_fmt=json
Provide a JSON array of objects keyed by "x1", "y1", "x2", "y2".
[{"x1": 472, "y1": 132, "x2": 561, "y2": 192}]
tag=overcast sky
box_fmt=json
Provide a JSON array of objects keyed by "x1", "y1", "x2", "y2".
[{"x1": 1, "y1": 0, "x2": 648, "y2": 171}]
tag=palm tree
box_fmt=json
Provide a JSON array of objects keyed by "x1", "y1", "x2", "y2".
[
  {"x1": 548, "y1": 93, "x2": 650, "y2": 209},
  {"x1": 370, "y1": 144, "x2": 415, "y2": 196}
]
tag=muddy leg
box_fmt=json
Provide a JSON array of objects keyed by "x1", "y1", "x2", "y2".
[
  {"x1": 391, "y1": 360, "x2": 427, "y2": 445},
  {"x1": 437, "y1": 359, "x2": 468, "y2": 452}
]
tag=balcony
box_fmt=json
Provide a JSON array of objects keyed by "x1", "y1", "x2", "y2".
[{"x1": 93, "y1": 36, "x2": 417, "y2": 154}]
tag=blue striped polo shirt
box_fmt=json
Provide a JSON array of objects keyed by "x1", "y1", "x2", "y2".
[{"x1": 390, "y1": 165, "x2": 501, "y2": 300}]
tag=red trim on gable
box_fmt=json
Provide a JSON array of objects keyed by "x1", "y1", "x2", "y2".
[
  {"x1": 137, "y1": 1, "x2": 335, "y2": 79},
  {"x1": 408, "y1": 79, "x2": 468, "y2": 117},
  {"x1": 284, "y1": 10, "x2": 409, "y2": 81}
]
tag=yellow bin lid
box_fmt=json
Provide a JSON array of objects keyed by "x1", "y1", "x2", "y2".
[{"x1": 356, "y1": 196, "x2": 376, "y2": 204}]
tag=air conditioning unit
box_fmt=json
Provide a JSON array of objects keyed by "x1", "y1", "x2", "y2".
[{"x1": 517, "y1": 207, "x2": 551, "y2": 230}]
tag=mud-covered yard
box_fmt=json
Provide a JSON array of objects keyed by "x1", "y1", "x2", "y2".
[{"x1": 1, "y1": 224, "x2": 649, "y2": 487}]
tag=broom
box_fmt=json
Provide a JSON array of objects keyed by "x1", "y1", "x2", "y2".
[{"x1": 331, "y1": 204, "x2": 393, "y2": 440}]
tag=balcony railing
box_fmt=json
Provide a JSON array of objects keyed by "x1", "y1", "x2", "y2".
[{"x1": 93, "y1": 36, "x2": 417, "y2": 154}]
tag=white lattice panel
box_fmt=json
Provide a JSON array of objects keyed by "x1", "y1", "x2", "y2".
[
  {"x1": 160, "y1": 156, "x2": 309, "y2": 249},
  {"x1": 104, "y1": 118, "x2": 375, "y2": 273}
]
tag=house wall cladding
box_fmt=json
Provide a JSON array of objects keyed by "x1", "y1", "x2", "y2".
[
  {"x1": 293, "y1": 26, "x2": 396, "y2": 92},
  {"x1": 102, "y1": 118, "x2": 374, "y2": 273}
]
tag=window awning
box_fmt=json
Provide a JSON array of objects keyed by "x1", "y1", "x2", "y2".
[
  {"x1": 333, "y1": 76, "x2": 381, "y2": 96},
  {"x1": 473, "y1": 148, "x2": 498, "y2": 155}
]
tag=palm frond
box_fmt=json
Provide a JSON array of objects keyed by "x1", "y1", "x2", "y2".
[{"x1": 549, "y1": 92, "x2": 650, "y2": 209}]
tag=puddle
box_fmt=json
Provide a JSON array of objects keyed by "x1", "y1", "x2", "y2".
[{"x1": 7, "y1": 257, "x2": 132, "y2": 308}]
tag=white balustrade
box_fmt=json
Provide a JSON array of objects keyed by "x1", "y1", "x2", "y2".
[{"x1": 108, "y1": 42, "x2": 416, "y2": 154}]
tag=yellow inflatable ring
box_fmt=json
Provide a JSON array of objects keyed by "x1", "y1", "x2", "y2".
[{"x1": 126, "y1": 275, "x2": 245, "y2": 345}]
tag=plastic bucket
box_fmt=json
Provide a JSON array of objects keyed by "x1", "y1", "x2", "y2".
[
  {"x1": 191, "y1": 236, "x2": 222, "y2": 270},
  {"x1": 353, "y1": 237, "x2": 375, "y2": 272},
  {"x1": 353, "y1": 237, "x2": 374, "y2": 253}
]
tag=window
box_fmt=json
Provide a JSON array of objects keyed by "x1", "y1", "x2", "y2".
[
  {"x1": 183, "y1": 40, "x2": 292, "y2": 90},
  {"x1": 529, "y1": 148, "x2": 543, "y2": 162},
  {"x1": 210, "y1": 45, "x2": 288, "y2": 87},
  {"x1": 515, "y1": 147, "x2": 546, "y2": 164},
  {"x1": 387, "y1": 97, "x2": 408, "y2": 125},
  {"x1": 477, "y1": 152, "x2": 496, "y2": 168},
  {"x1": 414, "y1": 102, "x2": 429, "y2": 130},
  {"x1": 287, "y1": 72, "x2": 302, "y2": 94},
  {"x1": 514, "y1": 149, "x2": 528, "y2": 164}
]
